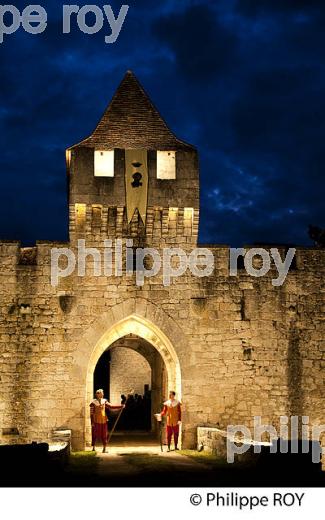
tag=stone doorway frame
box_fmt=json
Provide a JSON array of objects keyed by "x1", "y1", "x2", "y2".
[{"x1": 74, "y1": 299, "x2": 184, "y2": 449}]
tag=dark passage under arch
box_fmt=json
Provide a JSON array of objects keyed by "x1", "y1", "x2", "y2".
[{"x1": 92, "y1": 334, "x2": 167, "y2": 435}]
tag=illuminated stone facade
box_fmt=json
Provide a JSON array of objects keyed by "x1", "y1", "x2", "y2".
[{"x1": 0, "y1": 72, "x2": 324, "y2": 450}]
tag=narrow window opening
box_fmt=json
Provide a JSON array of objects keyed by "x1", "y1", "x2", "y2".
[
  {"x1": 157, "y1": 151, "x2": 176, "y2": 179},
  {"x1": 94, "y1": 150, "x2": 114, "y2": 177}
]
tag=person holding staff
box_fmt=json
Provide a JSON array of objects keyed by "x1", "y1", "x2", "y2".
[{"x1": 90, "y1": 389, "x2": 124, "y2": 453}]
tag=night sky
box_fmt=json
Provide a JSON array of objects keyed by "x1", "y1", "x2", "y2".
[{"x1": 0, "y1": 0, "x2": 324, "y2": 246}]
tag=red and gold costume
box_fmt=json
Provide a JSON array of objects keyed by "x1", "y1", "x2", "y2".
[
  {"x1": 161, "y1": 398, "x2": 182, "y2": 448},
  {"x1": 90, "y1": 398, "x2": 122, "y2": 447}
]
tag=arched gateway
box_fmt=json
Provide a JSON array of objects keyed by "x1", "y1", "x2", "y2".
[
  {"x1": 66, "y1": 70, "x2": 197, "y2": 451},
  {"x1": 73, "y1": 299, "x2": 184, "y2": 450}
]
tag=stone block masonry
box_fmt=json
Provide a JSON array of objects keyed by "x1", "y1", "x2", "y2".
[
  {"x1": 109, "y1": 347, "x2": 151, "y2": 403},
  {"x1": 0, "y1": 238, "x2": 324, "y2": 449}
]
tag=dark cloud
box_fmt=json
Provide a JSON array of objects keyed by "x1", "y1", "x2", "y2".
[
  {"x1": 0, "y1": 0, "x2": 324, "y2": 245},
  {"x1": 153, "y1": 4, "x2": 239, "y2": 81},
  {"x1": 237, "y1": 0, "x2": 324, "y2": 16}
]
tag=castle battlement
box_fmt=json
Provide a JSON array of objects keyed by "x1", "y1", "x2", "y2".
[{"x1": 69, "y1": 204, "x2": 200, "y2": 245}]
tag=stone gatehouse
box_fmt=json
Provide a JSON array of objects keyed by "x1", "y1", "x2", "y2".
[{"x1": 0, "y1": 71, "x2": 324, "y2": 450}]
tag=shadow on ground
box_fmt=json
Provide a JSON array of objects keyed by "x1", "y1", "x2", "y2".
[{"x1": 1, "y1": 447, "x2": 325, "y2": 487}]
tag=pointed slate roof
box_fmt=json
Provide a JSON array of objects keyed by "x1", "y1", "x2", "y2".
[{"x1": 70, "y1": 71, "x2": 195, "y2": 151}]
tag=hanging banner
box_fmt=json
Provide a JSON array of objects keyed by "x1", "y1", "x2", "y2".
[{"x1": 125, "y1": 149, "x2": 148, "y2": 225}]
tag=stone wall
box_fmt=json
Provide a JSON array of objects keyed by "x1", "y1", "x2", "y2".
[
  {"x1": 109, "y1": 346, "x2": 151, "y2": 403},
  {"x1": 197, "y1": 427, "x2": 233, "y2": 459},
  {"x1": 0, "y1": 237, "x2": 324, "y2": 450},
  {"x1": 69, "y1": 148, "x2": 200, "y2": 211}
]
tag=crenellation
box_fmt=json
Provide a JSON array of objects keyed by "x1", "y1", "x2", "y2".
[{"x1": 69, "y1": 204, "x2": 201, "y2": 244}]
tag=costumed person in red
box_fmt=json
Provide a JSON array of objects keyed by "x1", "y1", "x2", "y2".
[
  {"x1": 90, "y1": 389, "x2": 124, "y2": 453},
  {"x1": 161, "y1": 390, "x2": 182, "y2": 452}
]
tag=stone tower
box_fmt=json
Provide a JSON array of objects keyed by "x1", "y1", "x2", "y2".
[{"x1": 67, "y1": 71, "x2": 200, "y2": 249}]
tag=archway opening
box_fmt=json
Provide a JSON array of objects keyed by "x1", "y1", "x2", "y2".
[
  {"x1": 93, "y1": 334, "x2": 167, "y2": 434},
  {"x1": 85, "y1": 315, "x2": 182, "y2": 447}
]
